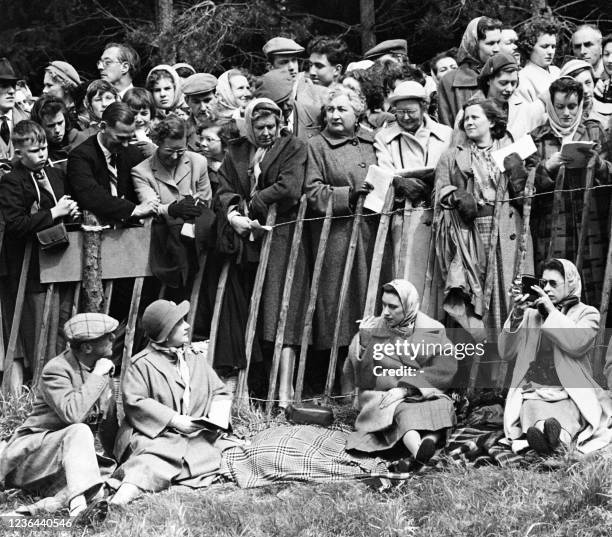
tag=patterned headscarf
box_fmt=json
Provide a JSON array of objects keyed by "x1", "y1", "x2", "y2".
[
  {"x1": 457, "y1": 17, "x2": 484, "y2": 68},
  {"x1": 556, "y1": 258, "x2": 582, "y2": 301},
  {"x1": 383, "y1": 279, "x2": 420, "y2": 332}
]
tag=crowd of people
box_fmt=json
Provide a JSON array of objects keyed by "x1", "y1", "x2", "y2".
[{"x1": 1, "y1": 15, "x2": 612, "y2": 523}]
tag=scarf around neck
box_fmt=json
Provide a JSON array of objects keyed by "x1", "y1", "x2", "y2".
[{"x1": 544, "y1": 77, "x2": 584, "y2": 141}]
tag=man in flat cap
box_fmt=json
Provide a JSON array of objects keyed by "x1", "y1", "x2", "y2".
[
  {"x1": 0, "y1": 58, "x2": 29, "y2": 166},
  {"x1": 262, "y1": 36, "x2": 326, "y2": 140},
  {"x1": 0, "y1": 313, "x2": 119, "y2": 520},
  {"x1": 182, "y1": 73, "x2": 218, "y2": 152},
  {"x1": 364, "y1": 39, "x2": 409, "y2": 65}
]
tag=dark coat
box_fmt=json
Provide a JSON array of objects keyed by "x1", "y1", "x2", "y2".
[
  {"x1": 437, "y1": 62, "x2": 480, "y2": 127},
  {"x1": 305, "y1": 128, "x2": 387, "y2": 349},
  {"x1": 48, "y1": 128, "x2": 88, "y2": 172},
  {"x1": 215, "y1": 133, "x2": 310, "y2": 346},
  {"x1": 526, "y1": 120, "x2": 612, "y2": 307},
  {"x1": 67, "y1": 134, "x2": 145, "y2": 222}
]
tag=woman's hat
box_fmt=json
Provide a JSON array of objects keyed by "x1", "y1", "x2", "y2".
[
  {"x1": 142, "y1": 299, "x2": 190, "y2": 343},
  {"x1": 47, "y1": 61, "x2": 81, "y2": 87},
  {"x1": 387, "y1": 81, "x2": 427, "y2": 106}
]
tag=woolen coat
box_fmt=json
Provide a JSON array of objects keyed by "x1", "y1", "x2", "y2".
[
  {"x1": 500, "y1": 303, "x2": 612, "y2": 453},
  {"x1": 114, "y1": 343, "x2": 233, "y2": 491},
  {"x1": 215, "y1": 133, "x2": 309, "y2": 346},
  {"x1": 305, "y1": 128, "x2": 390, "y2": 349},
  {"x1": 437, "y1": 62, "x2": 480, "y2": 127}
]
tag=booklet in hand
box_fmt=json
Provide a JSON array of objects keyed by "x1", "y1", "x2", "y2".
[
  {"x1": 191, "y1": 396, "x2": 232, "y2": 431},
  {"x1": 363, "y1": 165, "x2": 394, "y2": 213},
  {"x1": 560, "y1": 141, "x2": 596, "y2": 169}
]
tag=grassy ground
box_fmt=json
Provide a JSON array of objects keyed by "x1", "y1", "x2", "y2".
[{"x1": 1, "y1": 392, "x2": 612, "y2": 537}]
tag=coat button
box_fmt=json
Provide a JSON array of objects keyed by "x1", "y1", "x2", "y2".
[
  {"x1": 359, "y1": 163, "x2": 366, "y2": 168},
  {"x1": 352, "y1": 140, "x2": 358, "y2": 146},
  {"x1": 509, "y1": 233, "x2": 516, "y2": 240}
]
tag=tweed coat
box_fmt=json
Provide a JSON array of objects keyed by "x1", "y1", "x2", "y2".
[
  {"x1": 305, "y1": 128, "x2": 392, "y2": 349},
  {"x1": 114, "y1": 343, "x2": 234, "y2": 491},
  {"x1": 437, "y1": 63, "x2": 480, "y2": 127},
  {"x1": 500, "y1": 303, "x2": 612, "y2": 453},
  {"x1": 0, "y1": 349, "x2": 115, "y2": 487}
]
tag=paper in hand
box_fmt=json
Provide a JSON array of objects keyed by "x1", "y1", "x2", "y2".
[
  {"x1": 363, "y1": 165, "x2": 394, "y2": 213},
  {"x1": 560, "y1": 141, "x2": 596, "y2": 169},
  {"x1": 491, "y1": 135, "x2": 537, "y2": 172}
]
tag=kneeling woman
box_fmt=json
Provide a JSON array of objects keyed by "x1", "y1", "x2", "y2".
[
  {"x1": 346, "y1": 280, "x2": 458, "y2": 465},
  {"x1": 501, "y1": 259, "x2": 612, "y2": 454},
  {"x1": 111, "y1": 300, "x2": 236, "y2": 504}
]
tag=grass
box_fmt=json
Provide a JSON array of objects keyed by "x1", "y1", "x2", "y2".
[{"x1": 1, "y1": 393, "x2": 612, "y2": 537}]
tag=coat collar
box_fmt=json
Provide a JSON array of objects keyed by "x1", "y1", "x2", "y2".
[
  {"x1": 377, "y1": 115, "x2": 448, "y2": 145},
  {"x1": 532, "y1": 120, "x2": 588, "y2": 142},
  {"x1": 150, "y1": 151, "x2": 192, "y2": 187},
  {"x1": 452, "y1": 63, "x2": 479, "y2": 88},
  {"x1": 319, "y1": 127, "x2": 373, "y2": 148}
]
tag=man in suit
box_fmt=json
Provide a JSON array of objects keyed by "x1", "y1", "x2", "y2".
[
  {"x1": 0, "y1": 57, "x2": 29, "y2": 168},
  {"x1": 67, "y1": 102, "x2": 157, "y2": 223},
  {"x1": 0, "y1": 313, "x2": 119, "y2": 520}
]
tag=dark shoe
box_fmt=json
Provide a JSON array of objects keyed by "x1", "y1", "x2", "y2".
[
  {"x1": 543, "y1": 418, "x2": 562, "y2": 449},
  {"x1": 415, "y1": 437, "x2": 437, "y2": 464},
  {"x1": 526, "y1": 426, "x2": 551, "y2": 454},
  {"x1": 73, "y1": 498, "x2": 108, "y2": 528}
]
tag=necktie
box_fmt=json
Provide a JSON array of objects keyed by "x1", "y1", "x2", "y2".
[
  {"x1": 33, "y1": 170, "x2": 57, "y2": 203},
  {"x1": 108, "y1": 153, "x2": 118, "y2": 196},
  {"x1": 0, "y1": 116, "x2": 9, "y2": 145}
]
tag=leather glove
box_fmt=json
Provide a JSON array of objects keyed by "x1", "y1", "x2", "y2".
[
  {"x1": 393, "y1": 176, "x2": 427, "y2": 201},
  {"x1": 503, "y1": 152, "x2": 528, "y2": 194},
  {"x1": 248, "y1": 193, "x2": 268, "y2": 223},
  {"x1": 452, "y1": 188, "x2": 478, "y2": 224},
  {"x1": 349, "y1": 181, "x2": 373, "y2": 209},
  {"x1": 167, "y1": 195, "x2": 203, "y2": 219}
]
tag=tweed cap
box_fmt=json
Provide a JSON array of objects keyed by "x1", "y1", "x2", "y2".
[
  {"x1": 254, "y1": 70, "x2": 294, "y2": 103},
  {"x1": 388, "y1": 80, "x2": 427, "y2": 105},
  {"x1": 364, "y1": 39, "x2": 407, "y2": 60},
  {"x1": 142, "y1": 299, "x2": 190, "y2": 343},
  {"x1": 182, "y1": 73, "x2": 218, "y2": 96},
  {"x1": 64, "y1": 313, "x2": 119, "y2": 342},
  {"x1": 47, "y1": 61, "x2": 81, "y2": 87},
  {"x1": 263, "y1": 37, "x2": 304, "y2": 57}
]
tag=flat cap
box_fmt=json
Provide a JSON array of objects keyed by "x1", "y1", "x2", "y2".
[
  {"x1": 254, "y1": 70, "x2": 294, "y2": 103},
  {"x1": 388, "y1": 80, "x2": 427, "y2": 105},
  {"x1": 263, "y1": 37, "x2": 304, "y2": 57},
  {"x1": 364, "y1": 39, "x2": 407, "y2": 60},
  {"x1": 182, "y1": 73, "x2": 218, "y2": 96},
  {"x1": 47, "y1": 61, "x2": 81, "y2": 87},
  {"x1": 64, "y1": 313, "x2": 118, "y2": 342},
  {"x1": 142, "y1": 299, "x2": 190, "y2": 344}
]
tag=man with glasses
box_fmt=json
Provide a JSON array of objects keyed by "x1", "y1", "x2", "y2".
[
  {"x1": 98, "y1": 43, "x2": 140, "y2": 99},
  {"x1": 67, "y1": 102, "x2": 156, "y2": 223}
]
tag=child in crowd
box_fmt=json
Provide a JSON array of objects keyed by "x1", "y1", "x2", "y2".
[
  {"x1": 122, "y1": 87, "x2": 155, "y2": 143},
  {"x1": 79, "y1": 80, "x2": 119, "y2": 137}
]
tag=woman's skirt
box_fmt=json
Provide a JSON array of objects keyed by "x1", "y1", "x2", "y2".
[{"x1": 520, "y1": 398, "x2": 583, "y2": 439}]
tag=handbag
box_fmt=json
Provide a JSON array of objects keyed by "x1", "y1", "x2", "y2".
[{"x1": 36, "y1": 223, "x2": 69, "y2": 251}]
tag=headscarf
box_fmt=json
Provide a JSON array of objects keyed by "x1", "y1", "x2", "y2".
[
  {"x1": 457, "y1": 17, "x2": 485, "y2": 68},
  {"x1": 146, "y1": 65, "x2": 185, "y2": 111},
  {"x1": 383, "y1": 279, "x2": 420, "y2": 334},
  {"x1": 543, "y1": 76, "x2": 584, "y2": 142},
  {"x1": 244, "y1": 98, "x2": 282, "y2": 193},
  {"x1": 216, "y1": 69, "x2": 245, "y2": 117},
  {"x1": 537, "y1": 258, "x2": 581, "y2": 317}
]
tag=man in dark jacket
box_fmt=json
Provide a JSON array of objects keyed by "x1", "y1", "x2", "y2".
[{"x1": 67, "y1": 102, "x2": 156, "y2": 223}]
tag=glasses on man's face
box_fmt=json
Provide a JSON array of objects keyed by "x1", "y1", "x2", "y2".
[
  {"x1": 97, "y1": 58, "x2": 121, "y2": 69},
  {"x1": 394, "y1": 108, "x2": 420, "y2": 119},
  {"x1": 161, "y1": 147, "x2": 187, "y2": 157}
]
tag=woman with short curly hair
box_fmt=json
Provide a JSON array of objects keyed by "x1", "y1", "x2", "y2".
[
  {"x1": 517, "y1": 17, "x2": 561, "y2": 102},
  {"x1": 341, "y1": 68, "x2": 393, "y2": 131}
]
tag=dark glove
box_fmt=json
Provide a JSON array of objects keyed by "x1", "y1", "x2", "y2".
[
  {"x1": 393, "y1": 176, "x2": 427, "y2": 201},
  {"x1": 452, "y1": 188, "x2": 478, "y2": 224},
  {"x1": 503, "y1": 152, "x2": 528, "y2": 191},
  {"x1": 248, "y1": 193, "x2": 268, "y2": 223},
  {"x1": 167, "y1": 195, "x2": 203, "y2": 219},
  {"x1": 349, "y1": 181, "x2": 373, "y2": 209}
]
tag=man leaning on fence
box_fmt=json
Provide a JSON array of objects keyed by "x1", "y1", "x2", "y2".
[{"x1": 0, "y1": 313, "x2": 119, "y2": 522}]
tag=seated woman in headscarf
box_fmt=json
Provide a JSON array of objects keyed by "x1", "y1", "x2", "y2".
[
  {"x1": 214, "y1": 98, "x2": 309, "y2": 404},
  {"x1": 345, "y1": 280, "x2": 458, "y2": 467},
  {"x1": 501, "y1": 258, "x2": 612, "y2": 455},
  {"x1": 527, "y1": 77, "x2": 612, "y2": 308}
]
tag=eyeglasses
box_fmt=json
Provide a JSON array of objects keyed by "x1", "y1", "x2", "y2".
[
  {"x1": 97, "y1": 58, "x2": 122, "y2": 68},
  {"x1": 394, "y1": 109, "x2": 420, "y2": 119},
  {"x1": 160, "y1": 147, "x2": 187, "y2": 157}
]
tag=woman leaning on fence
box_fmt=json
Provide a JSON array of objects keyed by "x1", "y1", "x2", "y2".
[
  {"x1": 305, "y1": 84, "x2": 389, "y2": 353},
  {"x1": 526, "y1": 77, "x2": 612, "y2": 308},
  {"x1": 214, "y1": 98, "x2": 309, "y2": 401},
  {"x1": 434, "y1": 97, "x2": 533, "y2": 355}
]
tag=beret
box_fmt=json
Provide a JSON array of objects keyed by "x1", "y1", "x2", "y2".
[
  {"x1": 363, "y1": 39, "x2": 407, "y2": 60},
  {"x1": 254, "y1": 70, "x2": 294, "y2": 103},
  {"x1": 47, "y1": 61, "x2": 81, "y2": 87},
  {"x1": 182, "y1": 73, "x2": 218, "y2": 96},
  {"x1": 142, "y1": 300, "x2": 190, "y2": 344},
  {"x1": 64, "y1": 313, "x2": 119, "y2": 342},
  {"x1": 263, "y1": 37, "x2": 304, "y2": 57}
]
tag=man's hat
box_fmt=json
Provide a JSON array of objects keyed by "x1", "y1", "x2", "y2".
[
  {"x1": 0, "y1": 58, "x2": 18, "y2": 83},
  {"x1": 182, "y1": 73, "x2": 218, "y2": 96},
  {"x1": 64, "y1": 313, "x2": 119, "y2": 342},
  {"x1": 254, "y1": 70, "x2": 294, "y2": 103},
  {"x1": 262, "y1": 37, "x2": 304, "y2": 57},
  {"x1": 387, "y1": 81, "x2": 427, "y2": 105},
  {"x1": 142, "y1": 300, "x2": 190, "y2": 344},
  {"x1": 363, "y1": 39, "x2": 407, "y2": 61}
]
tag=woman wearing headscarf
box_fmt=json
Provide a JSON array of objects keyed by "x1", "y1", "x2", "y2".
[
  {"x1": 593, "y1": 34, "x2": 612, "y2": 132},
  {"x1": 437, "y1": 16, "x2": 502, "y2": 126},
  {"x1": 345, "y1": 280, "x2": 457, "y2": 467},
  {"x1": 216, "y1": 69, "x2": 252, "y2": 118},
  {"x1": 214, "y1": 98, "x2": 308, "y2": 403},
  {"x1": 500, "y1": 259, "x2": 612, "y2": 454},
  {"x1": 146, "y1": 65, "x2": 185, "y2": 122},
  {"x1": 527, "y1": 77, "x2": 612, "y2": 307}
]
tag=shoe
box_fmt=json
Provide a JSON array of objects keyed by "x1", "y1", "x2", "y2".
[
  {"x1": 543, "y1": 418, "x2": 561, "y2": 449},
  {"x1": 526, "y1": 426, "x2": 551, "y2": 454},
  {"x1": 73, "y1": 498, "x2": 109, "y2": 528},
  {"x1": 415, "y1": 437, "x2": 437, "y2": 464}
]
